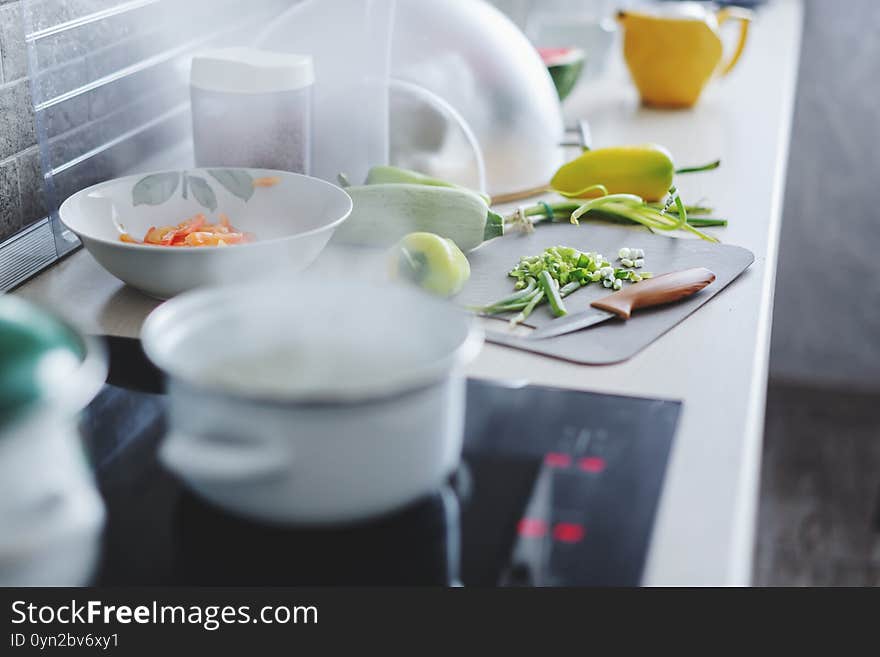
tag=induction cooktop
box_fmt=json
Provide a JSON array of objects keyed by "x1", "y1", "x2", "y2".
[{"x1": 81, "y1": 337, "x2": 681, "y2": 586}]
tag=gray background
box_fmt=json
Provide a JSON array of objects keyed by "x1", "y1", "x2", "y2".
[{"x1": 769, "y1": 0, "x2": 880, "y2": 392}]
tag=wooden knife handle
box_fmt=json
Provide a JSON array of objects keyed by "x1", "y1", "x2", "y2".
[{"x1": 591, "y1": 267, "x2": 716, "y2": 320}]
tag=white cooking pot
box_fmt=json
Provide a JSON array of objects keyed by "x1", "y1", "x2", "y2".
[{"x1": 141, "y1": 279, "x2": 482, "y2": 525}]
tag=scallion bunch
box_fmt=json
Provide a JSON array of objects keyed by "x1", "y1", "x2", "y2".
[{"x1": 472, "y1": 246, "x2": 651, "y2": 326}]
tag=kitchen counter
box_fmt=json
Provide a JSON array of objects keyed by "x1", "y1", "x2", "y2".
[{"x1": 12, "y1": 0, "x2": 803, "y2": 585}]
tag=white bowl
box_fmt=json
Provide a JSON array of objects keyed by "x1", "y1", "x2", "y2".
[{"x1": 59, "y1": 168, "x2": 352, "y2": 299}]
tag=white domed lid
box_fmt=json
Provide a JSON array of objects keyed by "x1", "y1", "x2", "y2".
[{"x1": 191, "y1": 48, "x2": 314, "y2": 94}]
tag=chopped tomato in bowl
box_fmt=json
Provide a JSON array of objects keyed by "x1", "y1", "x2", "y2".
[{"x1": 120, "y1": 214, "x2": 256, "y2": 248}]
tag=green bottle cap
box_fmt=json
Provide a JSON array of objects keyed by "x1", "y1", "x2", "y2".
[{"x1": 0, "y1": 296, "x2": 86, "y2": 429}]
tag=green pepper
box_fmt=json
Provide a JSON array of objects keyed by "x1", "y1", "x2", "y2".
[{"x1": 388, "y1": 232, "x2": 471, "y2": 297}]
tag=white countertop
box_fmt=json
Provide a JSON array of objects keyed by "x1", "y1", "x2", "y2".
[{"x1": 13, "y1": 0, "x2": 803, "y2": 585}]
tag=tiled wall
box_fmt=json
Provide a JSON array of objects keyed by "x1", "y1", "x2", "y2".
[
  {"x1": 0, "y1": 0, "x2": 290, "y2": 248},
  {"x1": 0, "y1": 0, "x2": 43, "y2": 242}
]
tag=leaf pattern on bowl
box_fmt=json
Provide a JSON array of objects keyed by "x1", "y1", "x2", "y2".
[
  {"x1": 131, "y1": 169, "x2": 260, "y2": 212},
  {"x1": 132, "y1": 172, "x2": 180, "y2": 206},
  {"x1": 186, "y1": 175, "x2": 218, "y2": 212},
  {"x1": 207, "y1": 169, "x2": 255, "y2": 202}
]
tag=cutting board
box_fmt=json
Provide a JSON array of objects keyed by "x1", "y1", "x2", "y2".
[{"x1": 457, "y1": 223, "x2": 755, "y2": 365}]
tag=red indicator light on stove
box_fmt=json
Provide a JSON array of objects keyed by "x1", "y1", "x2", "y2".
[
  {"x1": 552, "y1": 522, "x2": 585, "y2": 543},
  {"x1": 578, "y1": 456, "x2": 606, "y2": 473},
  {"x1": 544, "y1": 452, "x2": 572, "y2": 468},
  {"x1": 517, "y1": 518, "x2": 548, "y2": 538}
]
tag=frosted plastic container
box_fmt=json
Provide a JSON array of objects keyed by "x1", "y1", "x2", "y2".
[
  {"x1": 256, "y1": 0, "x2": 395, "y2": 185},
  {"x1": 191, "y1": 48, "x2": 314, "y2": 174}
]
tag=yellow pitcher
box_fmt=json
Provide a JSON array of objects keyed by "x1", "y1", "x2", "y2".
[{"x1": 618, "y1": 2, "x2": 753, "y2": 108}]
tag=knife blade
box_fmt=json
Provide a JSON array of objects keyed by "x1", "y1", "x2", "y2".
[{"x1": 525, "y1": 267, "x2": 716, "y2": 340}]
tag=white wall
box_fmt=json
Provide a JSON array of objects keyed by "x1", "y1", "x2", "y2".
[{"x1": 770, "y1": 0, "x2": 880, "y2": 391}]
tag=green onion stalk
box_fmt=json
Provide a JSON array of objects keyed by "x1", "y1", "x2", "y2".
[{"x1": 502, "y1": 187, "x2": 724, "y2": 242}]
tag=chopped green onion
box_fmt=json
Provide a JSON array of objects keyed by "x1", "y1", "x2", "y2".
[
  {"x1": 539, "y1": 271, "x2": 567, "y2": 317},
  {"x1": 476, "y1": 245, "x2": 649, "y2": 323},
  {"x1": 510, "y1": 290, "x2": 545, "y2": 327}
]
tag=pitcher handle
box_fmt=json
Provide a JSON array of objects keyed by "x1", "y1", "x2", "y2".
[{"x1": 717, "y1": 7, "x2": 753, "y2": 76}]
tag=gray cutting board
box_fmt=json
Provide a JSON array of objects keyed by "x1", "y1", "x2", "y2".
[{"x1": 457, "y1": 223, "x2": 754, "y2": 365}]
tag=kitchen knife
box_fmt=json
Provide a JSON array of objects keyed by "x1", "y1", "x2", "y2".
[{"x1": 525, "y1": 267, "x2": 716, "y2": 340}]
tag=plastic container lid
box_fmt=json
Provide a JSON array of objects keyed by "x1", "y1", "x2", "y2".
[{"x1": 190, "y1": 48, "x2": 315, "y2": 94}]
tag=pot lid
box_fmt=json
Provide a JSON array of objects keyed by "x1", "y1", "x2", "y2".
[{"x1": 0, "y1": 296, "x2": 85, "y2": 428}]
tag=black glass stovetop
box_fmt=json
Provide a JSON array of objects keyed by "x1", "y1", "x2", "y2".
[{"x1": 81, "y1": 337, "x2": 681, "y2": 586}]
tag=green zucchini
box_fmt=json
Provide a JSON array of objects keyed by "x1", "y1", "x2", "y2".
[
  {"x1": 334, "y1": 184, "x2": 493, "y2": 252},
  {"x1": 364, "y1": 165, "x2": 491, "y2": 205}
]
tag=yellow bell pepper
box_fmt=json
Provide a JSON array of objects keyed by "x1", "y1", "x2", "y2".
[
  {"x1": 551, "y1": 144, "x2": 676, "y2": 202},
  {"x1": 490, "y1": 145, "x2": 719, "y2": 205}
]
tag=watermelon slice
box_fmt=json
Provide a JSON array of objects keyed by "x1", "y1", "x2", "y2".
[{"x1": 539, "y1": 47, "x2": 586, "y2": 101}]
